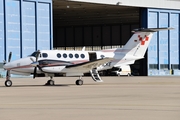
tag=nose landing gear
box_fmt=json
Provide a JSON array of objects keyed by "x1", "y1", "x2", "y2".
[{"x1": 5, "y1": 79, "x2": 12, "y2": 87}]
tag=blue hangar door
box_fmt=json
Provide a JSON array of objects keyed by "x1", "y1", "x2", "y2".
[
  {"x1": 141, "y1": 8, "x2": 180, "y2": 76},
  {"x1": 0, "y1": 0, "x2": 53, "y2": 62}
]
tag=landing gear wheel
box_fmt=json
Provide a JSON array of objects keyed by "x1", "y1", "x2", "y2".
[
  {"x1": 76, "y1": 79, "x2": 83, "y2": 86},
  {"x1": 45, "y1": 80, "x2": 54, "y2": 86},
  {"x1": 5, "y1": 80, "x2": 12, "y2": 87}
]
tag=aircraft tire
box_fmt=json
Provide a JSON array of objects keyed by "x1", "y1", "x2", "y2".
[
  {"x1": 47, "y1": 80, "x2": 54, "y2": 86},
  {"x1": 5, "y1": 80, "x2": 12, "y2": 87},
  {"x1": 76, "y1": 79, "x2": 83, "y2": 86},
  {"x1": 49, "y1": 80, "x2": 55, "y2": 85}
]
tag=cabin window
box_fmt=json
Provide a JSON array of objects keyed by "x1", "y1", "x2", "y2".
[
  {"x1": 57, "y1": 53, "x2": 61, "y2": 58},
  {"x1": 42, "y1": 53, "x2": 48, "y2": 58},
  {"x1": 80, "y1": 54, "x2": 85, "y2": 58},
  {"x1": 75, "y1": 54, "x2": 79, "y2": 58},
  {"x1": 63, "y1": 53, "x2": 67, "y2": 58},
  {"x1": 69, "y1": 53, "x2": 73, "y2": 58}
]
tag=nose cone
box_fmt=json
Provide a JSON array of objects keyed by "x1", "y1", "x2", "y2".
[{"x1": 3, "y1": 62, "x2": 12, "y2": 70}]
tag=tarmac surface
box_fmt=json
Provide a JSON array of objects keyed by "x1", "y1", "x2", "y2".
[{"x1": 0, "y1": 76, "x2": 180, "y2": 120}]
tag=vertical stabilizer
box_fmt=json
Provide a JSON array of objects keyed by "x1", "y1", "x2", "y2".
[
  {"x1": 122, "y1": 32, "x2": 153, "y2": 57},
  {"x1": 122, "y1": 28, "x2": 173, "y2": 57}
]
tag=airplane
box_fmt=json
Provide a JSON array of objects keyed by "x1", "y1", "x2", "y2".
[{"x1": 3, "y1": 27, "x2": 173, "y2": 87}]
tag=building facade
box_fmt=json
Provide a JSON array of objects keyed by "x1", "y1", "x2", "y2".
[
  {"x1": 0, "y1": 0, "x2": 53, "y2": 62},
  {"x1": 144, "y1": 9, "x2": 180, "y2": 75}
]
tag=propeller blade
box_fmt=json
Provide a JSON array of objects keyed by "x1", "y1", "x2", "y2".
[
  {"x1": 36, "y1": 50, "x2": 40, "y2": 62},
  {"x1": 8, "y1": 52, "x2": 12, "y2": 62},
  {"x1": 33, "y1": 67, "x2": 37, "y2": 79},
  {"x1": 30, "y1": 57, "x2": 35, "y2": 62},
  {"x1": 33, "y1": 65, "x2": 42, "y2": 79},
  {"x1": 33, "y1": 50, "x2": 40, "y2": 79}
]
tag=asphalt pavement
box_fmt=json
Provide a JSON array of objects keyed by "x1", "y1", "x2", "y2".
[{"x1": 0, "y1": 76, "x2": 180, "y2": 120}]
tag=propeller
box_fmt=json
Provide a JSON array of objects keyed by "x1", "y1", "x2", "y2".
[
  {"x1": 30, "y1": 50, "x2": 40, "y2": 79},
  {"x1": 4, "y1": 52, "x2": 12, "y2": 80},
  {"x1": 8, "y1": 52, "x2": 12, "y2": 62}
]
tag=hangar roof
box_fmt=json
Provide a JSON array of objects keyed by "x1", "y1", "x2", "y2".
[{"x1": 70, "y1": 0, "x2": 180, "y2": 10}]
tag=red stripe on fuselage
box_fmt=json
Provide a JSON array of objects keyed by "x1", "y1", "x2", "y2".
[{"x1": 6, "y1": 65, "x2": 32, "y2": 70}]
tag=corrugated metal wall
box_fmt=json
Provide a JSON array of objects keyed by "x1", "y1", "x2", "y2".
[
  {"x1": 0, "y1": 0, "x2": 52, "y2": 62},
  {"x1": 54, "y1": 24, "x2": 139, "y2": 50},
  {"x1": 144, "y1": 8, "x2": 180, "y2": 75}
]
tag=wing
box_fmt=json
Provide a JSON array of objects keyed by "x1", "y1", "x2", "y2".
[{"x1": 64, "y1": 58, "x2": 113, "y2": 73}]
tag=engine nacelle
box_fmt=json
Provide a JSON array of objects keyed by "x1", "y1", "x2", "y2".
[{"x1": 41, "y1": 66, "x2": 65, "y2": 73}]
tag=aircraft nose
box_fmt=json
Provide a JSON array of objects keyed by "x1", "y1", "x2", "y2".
[{"x1": 3, "y1": 63, "x2": 11, "y2": 70}]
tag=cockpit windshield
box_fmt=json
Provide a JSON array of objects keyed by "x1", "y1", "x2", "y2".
[{"x1": 29, "y1": 52, "x2": 41, "y2": 57}]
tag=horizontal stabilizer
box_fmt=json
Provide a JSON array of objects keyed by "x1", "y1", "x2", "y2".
[{"x1": 132, "y1": 27, "x2": 174, "y2": 32}]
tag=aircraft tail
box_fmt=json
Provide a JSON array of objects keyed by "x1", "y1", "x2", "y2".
[{"x1": 122, "y1": 28, "x2": 173, "y2": 57}]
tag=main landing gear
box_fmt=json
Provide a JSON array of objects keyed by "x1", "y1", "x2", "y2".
[
  {"x1": 45, "y1": 76, "x2": 55, "y2": 86},
  {"x1": 75, "y1": 76, "x2": 83, "y2": 86},
  {"x1": 45, "y1": 76, "x2": 83, "y2": 86}
]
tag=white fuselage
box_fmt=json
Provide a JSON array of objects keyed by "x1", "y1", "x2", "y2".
[{"x1": 3, "y1": 49, "x2": 140, "y2": 76}]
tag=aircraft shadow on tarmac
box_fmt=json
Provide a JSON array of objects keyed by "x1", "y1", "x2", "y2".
[
  {"x1": 0, "y1": 83, "x2": 98, "y2": 87},
  {"x1": 0, "y1": 84, "x2": 70, "y2": 87}
]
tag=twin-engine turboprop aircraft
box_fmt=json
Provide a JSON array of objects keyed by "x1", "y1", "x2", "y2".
[{"x1": 3, "y1": 28, "x2": 173, "y2": 87}]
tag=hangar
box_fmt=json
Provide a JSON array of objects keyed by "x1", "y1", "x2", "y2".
[{"x1": 0, "y1": 0, "x2": 180, "y2": 76}]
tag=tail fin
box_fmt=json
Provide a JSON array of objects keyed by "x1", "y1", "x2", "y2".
[{"x1": 122, "y1": 28, "x2": 173, "y2": 57}]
